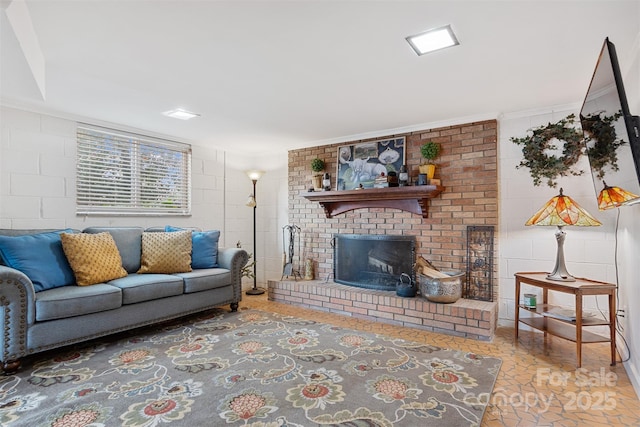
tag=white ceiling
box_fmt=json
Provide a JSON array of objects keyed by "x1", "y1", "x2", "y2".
[{"x1": 1, "y1": 1, "x2": 639, "y2": 156}]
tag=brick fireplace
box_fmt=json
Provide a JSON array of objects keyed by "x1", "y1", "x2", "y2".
[{"x1": 269, "y1": 119, "x2": 498, "y2": 339}]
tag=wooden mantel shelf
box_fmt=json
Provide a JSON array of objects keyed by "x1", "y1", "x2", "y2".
[{"x1": 300, "y1": 185, "x2": 444, "y2": 218}]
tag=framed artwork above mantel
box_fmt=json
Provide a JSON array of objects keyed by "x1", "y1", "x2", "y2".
[{"x1": 336, "y1": 137, "x2": 405, "y2": 190}]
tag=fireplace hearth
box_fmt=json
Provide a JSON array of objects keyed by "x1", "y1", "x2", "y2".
[{"x1": 333, "y1": 234, "x2": 416, "y2": 291}]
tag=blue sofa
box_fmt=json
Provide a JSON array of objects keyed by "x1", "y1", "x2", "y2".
[{"x1": 0, "y1": 226, "x2": 248, "y2": 373}]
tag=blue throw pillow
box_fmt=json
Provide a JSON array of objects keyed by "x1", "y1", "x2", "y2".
[
  {"x1": 164, "y1": 226, "x2": 220, "y2": 268},
  {"x1": 0, "y1": 229, "x2": 76, "y2": 291}
]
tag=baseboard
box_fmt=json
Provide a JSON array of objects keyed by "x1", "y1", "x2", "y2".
[{"x1": 624, "y1": 357, "x2": 640, "y2": 399}]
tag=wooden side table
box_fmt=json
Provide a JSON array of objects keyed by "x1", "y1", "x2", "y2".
[{"x1": 514, "y1": 272, "x2": 617, "y2": 368}]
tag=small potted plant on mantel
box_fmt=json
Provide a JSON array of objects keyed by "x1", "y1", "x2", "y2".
[
  {"x1": 311, "y1": 158, "x2": 325, "y2": 190},
  {"x1": 419, "y1": 141, "x2": 440, "y2": 180}
]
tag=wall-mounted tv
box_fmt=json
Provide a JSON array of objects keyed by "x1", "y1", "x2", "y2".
[{"x1": 580, "y1": 37, "x2": 640, "y2": 208}]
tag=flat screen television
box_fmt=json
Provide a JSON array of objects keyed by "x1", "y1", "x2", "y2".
[{"x1": 580, "y1": 37, "x2": 640, "y2": 208}]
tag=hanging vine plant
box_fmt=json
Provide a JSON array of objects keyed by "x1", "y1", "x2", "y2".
[
  {"x1": 580, "y1": 111, "x2": 624, "y2": 179},
  {"x1": 510, "y1": 114, "x2": 585, "y2": 187}
]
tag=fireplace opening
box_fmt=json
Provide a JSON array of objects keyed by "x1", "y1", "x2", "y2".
[{"x1": 333, "y1": 234, "x2": 416, "y2": 291}]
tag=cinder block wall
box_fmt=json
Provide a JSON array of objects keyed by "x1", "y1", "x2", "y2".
[{"x1": 288, "y1": 120, "x2": 499, "y2": 301}]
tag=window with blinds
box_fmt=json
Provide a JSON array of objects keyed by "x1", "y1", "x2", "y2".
[{"x1": 76, "y1": 123, "x2": 191, "y2": 215}]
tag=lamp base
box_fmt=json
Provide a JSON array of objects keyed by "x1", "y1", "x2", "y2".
[
  {"x1": 246, "y1": 287, "x2": 266, "y2": 296},
  {"x1": 546, "y1": 272, "x2": 576, "y2": 282},
  {"x1": 546, "y1": 226, "x2": 576, "y2": 282}
]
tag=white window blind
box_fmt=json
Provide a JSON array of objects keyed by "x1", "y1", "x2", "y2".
[{"x1": 76, "y1": 123, "x2": 191, "y2": 215}]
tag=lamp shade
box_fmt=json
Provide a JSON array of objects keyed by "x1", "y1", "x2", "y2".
[
  {"x1": 246, "y1": 170, "x2": 264, "y2": 182},
  {"x1": 525, "y1": 188, "x2": 600, "y2": 282},
  {"x1": 597, "y1": 182, "x2": 639, "y2": 210},
  {"x1": 525, "y1": 188, "x2": 601, "y2": 227}
]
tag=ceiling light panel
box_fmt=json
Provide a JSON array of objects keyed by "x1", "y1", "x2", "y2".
[
  {"x1": 406, "y1": 24, "x2": 460, "y2": 56},
  {"x1": 162, "y1": 108, "x2": 200, "y2": 120}
]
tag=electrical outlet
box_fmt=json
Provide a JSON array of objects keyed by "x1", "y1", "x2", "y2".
[{"x1": 617, "y1": 306, "x2": 629, "y2": 331}]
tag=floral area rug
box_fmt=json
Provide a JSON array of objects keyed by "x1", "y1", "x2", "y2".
[{"x1": 0, "y1": 308, "x2": 501, "y2": 426}]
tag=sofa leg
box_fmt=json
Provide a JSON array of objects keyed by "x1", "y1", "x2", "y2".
[
  {"x1": 2, "y1": 359, "x2": 21, "y2": 375},
  {"x1": 230, "y1": 302, "x2": 239, "y2": 312}
]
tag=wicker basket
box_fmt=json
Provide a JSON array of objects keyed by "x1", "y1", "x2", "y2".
[{"x1": 418, "y1": 271, "x2": 465, "y2": 303}]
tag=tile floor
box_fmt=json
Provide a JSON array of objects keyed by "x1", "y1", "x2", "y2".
[{"x1": 241, "y1": 293, "x2": 640, "y2": 426}]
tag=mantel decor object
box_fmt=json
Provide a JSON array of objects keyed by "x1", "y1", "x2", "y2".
[
  {"x1": 311, "y1": 158, "x2": 325, "y2": 191},
  {"x1": 419, "y1": 141, "x2": 440, "y2": 180},
  {"x1": 399, "y1": 165, "x2": 409, "y2": 186},
  {"x1": 322, "y1": 172, "x2": 331, "y2": 191}
]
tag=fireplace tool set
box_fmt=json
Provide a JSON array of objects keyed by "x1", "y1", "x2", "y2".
[{"x1": 281, "y1": 224, "x2": 301, "y2": 280}]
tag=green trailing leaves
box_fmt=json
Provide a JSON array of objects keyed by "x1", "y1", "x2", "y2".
[
  {"x1": 510, "y1": 114, "x2": 585, "y2": 187},
  {"x1": 581, "y1": 111, "x2": 625, "y2": 179}
]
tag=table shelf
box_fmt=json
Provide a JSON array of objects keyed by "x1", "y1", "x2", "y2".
[
  {"x1": 518, "y1": 304, "x2": 610, "y2": 326},
  {"x1": 518, "y1": 316, "x2": 611, "y2": 343}
]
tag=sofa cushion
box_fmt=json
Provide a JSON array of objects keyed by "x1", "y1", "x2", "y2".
[
  {"x1": 172, "y1": 268, "x2": 231, "y2": 293},
  {"x1": 35, "y1": 284, "x2": 122, "y2": 321},
  {"x1": 0, "y1": 229, "x2": 76, "y2": 292},
  {"x1": 137, "y1": 231, "x2": 192, "y2": 274},
  {"x1": 165, "y1": 226, "x2": 220, "y2": 268},
  {"x1": 61, "y1": 232, "x2": 128, "y2": 286},
  {"x1": 107, "y1": 274, "x2": 184, "y2": 304},
  {"x1": 83, "y1": 227, "x2": 143, "y2": 273}
]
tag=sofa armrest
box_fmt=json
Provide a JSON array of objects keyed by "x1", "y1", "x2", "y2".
[
  {"x1": 217, "y1": 248, "x2": 249, "y2": 301},
  {"x1": 0, "y1": 266, "x2": 37, "y2": 363}
]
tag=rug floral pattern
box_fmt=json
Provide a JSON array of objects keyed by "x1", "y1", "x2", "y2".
[{"x1": 0, "y1": 309, "x2": 501, "y2": 426}]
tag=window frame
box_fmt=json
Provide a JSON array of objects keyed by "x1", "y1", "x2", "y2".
[{"x1": 76, "y1": 123, "x2": 192, "y2": 216}]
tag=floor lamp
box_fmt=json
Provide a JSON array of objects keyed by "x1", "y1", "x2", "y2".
[{"x1": 245, "y1": 170, "x2": 265, "y2": 295}]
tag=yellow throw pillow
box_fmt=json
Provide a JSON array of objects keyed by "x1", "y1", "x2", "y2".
[
  {"x1": 61, "y1": 232, "x2": 128, "y2": 286},
  {"x1": 137, "y1": 231, "x2": 192, "y2": 274}
]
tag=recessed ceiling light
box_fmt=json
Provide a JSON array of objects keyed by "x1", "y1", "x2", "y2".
[
  {"x1": 162, "y1": 108, "x2": 200, "y2": 120},
  {"x1": 406, "y1": 24, "x2": 459, "y2": 56}
]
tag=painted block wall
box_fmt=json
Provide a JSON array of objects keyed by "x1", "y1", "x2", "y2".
[{"x1": 0, "y1": 106, "x2": 289, "y2": 293}]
